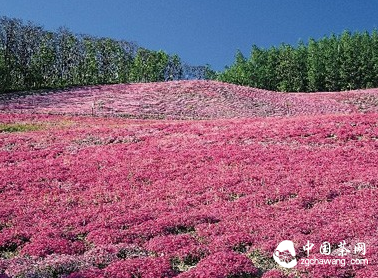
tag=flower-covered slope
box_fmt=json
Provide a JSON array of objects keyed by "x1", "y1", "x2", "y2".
[
  {"x1": 2, "y1": 80, "x2": 378, "y2": 119},
  {"x1": 0, "y1": 112, "x2": 377, "y2": 277}
]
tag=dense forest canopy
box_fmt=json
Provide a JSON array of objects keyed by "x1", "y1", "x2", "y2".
[
  {"x1": 218, "y1": 30, "x2": 378, "y2": 92},
  {"x1": 0, "y1": 16, "x2": 209, "y2": 92}
]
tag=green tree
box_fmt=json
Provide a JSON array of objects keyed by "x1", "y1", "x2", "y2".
[
  {"x1": 97, "y1": 38, "x2": 117, "y2": 84},
  {"x1": 0, "y1": 17, "x2": 22, "y2": 91},
  {"x1": 276, "y1": 43, "x2": 304, "y2": 92},
  {"x1": 320, "y1": 34, "x2": 341, "y2": 91},
  {"x1": 357, "y1": 31, "x2": 374, "y2": 88},
  {"x1": 295, "y1": 40, "x2": 308, "y2": 91},
  {"x1": 339, "y1": 30, "x2": 357, "y2": 90},
  {"x1": 115, "y1": 40, "x2": 134, "y2": 83},
  {"x1": 55, "y1": 27, "x2": 81, "y2": 87},
  {"x1": 248, "y1": 45, "x2": 267, "y2": 88},
  {"x1": 307, "y1": 38, "x2": 325, "y2": 91},
  {"x1": 0, "y1": 26, "x2": 6, "y2": 91},
  {"x1": 29, "y1": 31, "x2": 57, "y2": 89},
  {"x1": 154, "y1": 50, "x2": 170, "y2": 81},
  {"x1": 130, "y1": 48, "x2": 169, "y2": 82},
  {"x1": 15, "y1": 21, "x2": 43, "y2": 89},
  {"x1": 218, "y1": 50, "x2": 250, "y2": 85},
  {"x1": 204, "y1": 64, "x2": 217, "y2": 80},
  {"x1": 81, "y1": 36, "x2": 99, "y2": 85},
  {"x1": 372, "y1": 29, "x2": 378, "y2": 87}
]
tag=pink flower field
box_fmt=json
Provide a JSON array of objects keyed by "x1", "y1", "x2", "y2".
[
  {"x1": 1, "y1": 80, "x2": 378, "y2": 119},
  {"x1": 1, "y1": 81, "x2": 378, "y2": 277}
]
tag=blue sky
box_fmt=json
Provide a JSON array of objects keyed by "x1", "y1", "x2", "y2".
[{"x1": 1, "y1": 0, "x2": 378, "y2": 70}]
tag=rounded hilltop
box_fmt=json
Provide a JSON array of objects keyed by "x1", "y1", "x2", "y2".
[{"x1": 1, "y1": 80, "x2": 378, "y2": 119}]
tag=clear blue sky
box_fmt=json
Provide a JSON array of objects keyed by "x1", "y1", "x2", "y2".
[{"x1": 1, "y1": 0, "x2": 378, "y2": 70}]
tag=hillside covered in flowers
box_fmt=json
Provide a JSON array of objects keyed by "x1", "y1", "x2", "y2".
[
  {"x1": 1, "y1": 80, "x2": 378, "y2": 119},
  {"x1": 0, "y1": 81, "x2": 378, "y2": 277}
]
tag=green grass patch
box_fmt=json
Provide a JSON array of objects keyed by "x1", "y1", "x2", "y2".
[{"x1": 0, "y1": 123, "x2": 42, "y2": 133}]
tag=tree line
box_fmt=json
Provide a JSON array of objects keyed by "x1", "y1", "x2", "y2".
[
  {"x1": 217, "y1": 30, "x2": 378, "y2": 92},
  {"x1": 3, "y1": 16, "x2": 376, "y2": 93},
  {"x1": 0, "y1": 16, "x2": 209, "y2": 92}
]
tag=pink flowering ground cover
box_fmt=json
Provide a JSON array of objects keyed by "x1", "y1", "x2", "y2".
[
  {"x1": 2, "y1": 80, "x2": 378, "y2": 119},
  {"x1": 1, "y1": 81, "x2": 378, "y2": 277},
  {"x1": 0, "y1": 107, "x2": 377, "y2": 277}
]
